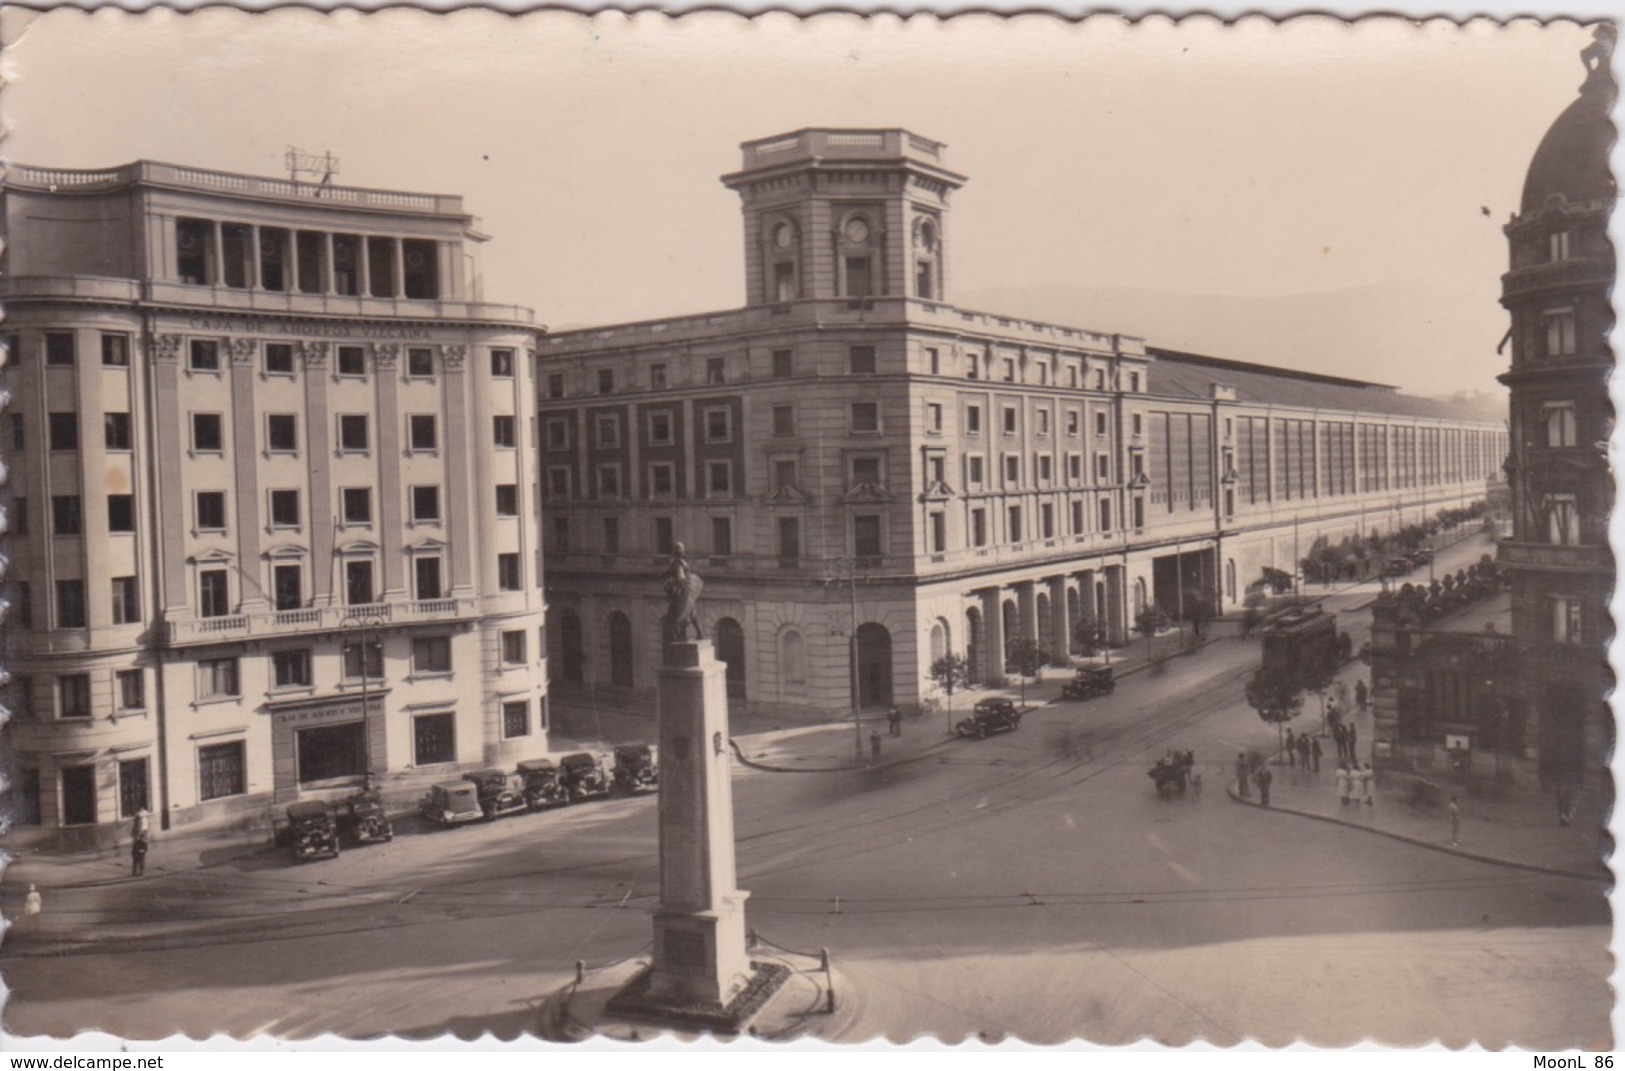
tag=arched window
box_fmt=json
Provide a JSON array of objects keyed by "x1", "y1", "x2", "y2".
[
  {"x1": 930, "y1": 621, "x2": 947, "y2": 664},
  {"x1": 855, "y1": 623, "x2": 892, "y2": 707},
  {"x1": 1133, "y1": 578, "x2": 1147, "y2": 616},
  {"x1": 781, "y1": 629, "x2": 806, "y2": 687}
]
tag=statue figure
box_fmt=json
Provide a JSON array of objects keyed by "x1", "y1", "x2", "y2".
[{"x1": 661, "y1": 542, "x2": 704, "y2": 643}]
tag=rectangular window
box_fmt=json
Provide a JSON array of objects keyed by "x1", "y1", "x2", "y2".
[
  {"x1": 111, "y1": 576, "x2": 140, "y2": 624},
  {"x1": 1128, "y1": 373, "x2": 1140, "y2": 392},
  {"x1": 409, "y1": 414, "x2": 438, "y2": 451},
  {"x1": 99, "y1": 410, "x2": 130, "y2": 449},
  {"x1": 274, "y1": 563, "x2": 303, "y2": 610},
  {"x1": 343, "y1": 639, "x2": 383, "y2": 680},
  {"x1": 52, "y1": 495, "x2": 83, "y2": 535},
  {"x1": 1132, "y1": 413, "x2": 1143, "y2": 436},
  {"x1": 198, "y1": 657, "x2": 241, "y2": 699},
  {"x1": 772, "y1": 405, "x2": 795, "y2": 436},
  {"x1": 655, "y1": 517, "x2": 675, "y2": 555},
  {"x1": 649, "y1": 463, "x2": 674, "y2": 497},
  {"x1": 49, "y1": 412, "x2": 79, "y2": 451},
  {"x1": 548, "y1": 373, "x2": 565, "y2": 398},
  {"x1": 10, "y1": 413, "x2": 24, "y2": 452},
  {"x1": 189, "y1": 339, "x2": 220, "y2": 372},
  {"x1": 412, "y1": 636, "x2": 453, "y2": 675},
  {"x1": 1041, "y1": 503, "x2": 1055, "y2": 539},
  {"x1": 503, "y1": 700, "x2": 531, "y2": 739},
  {"x1": 851, "y1": 402, "x2": 880, "y2": 433},
  {"x1": 8, "y1": 675, "x2": 32, "y2": 718},
  {"x1": 273, "y1": 649, "x2": 313, "y2": 688},
  {"x1": 497, "y1": 553, "x2": 522, "y2": 591},
  {"x1": 1550, "y1": 230, "x2": 1572, "y2": 262},
  {"x1": 711, "y1": 516, "x2": 733, "y2": 556},
  {"x1": 547, "y1": 468, "x2": 571, "y2": 498},
  {"x1": 45, "y1": 331, "x2": 76, "y2": 366},
  {"x1": 849, "y1": 346, "x2": 876, "y2": 375},
  {"x1": 772, "y1": 349, "x2": 794, "y2": 378},
  {"x1": 267, "y1": 414, "x2": 298, "y2": 452},
  {"x1": 1068, "y1": 454, "x2": 1082, "y2": 481},
  {"x1": 845, "y1": 257, "x2": 873, "y2": 298},
  {"x1": 411, "y1": 486, "x2": 441, "y2": 523},
  {"x1": 1067, "y1": 410, "x2": 1081, "y2": 437},
  {"x1": 1003, "y1": 455, "x2": 1020, "y2": 485},
  {"x1": 192, "y1": 413, "x2": 224, "y2": 453},
  {"x1": 926, "y1": 348, "x2": 941, "y2": 375},
  {"x1": 1545, "y1": 404, "x2": 1578, "y2": 447},
  {"x1": 414, "y1": 713, "x2": 456, "y2": 766},
  {"x1": 264, "y1": 343, "x2": 295, "y2": 375},
  {"x1": 1552, "y1": 596, "x2": 1583, "y2": 644},
  {"x1": 341, "y1": 487, "x2": 373, "y2": 525},
  {"x1": 491, "y1": 348, "x2": 516, "y2": 377},
  {"x1": 1007, "y1": 505, "x2": 1023, "y2": 543},
  {"x1": 927, "y1": 403, "x2": 944, "y2": 433},
  {"x1": 407, "y1": 347, "x2": 435, "y2": 377},
  {"x1": 1002, "y1": 358, "x2": 1016, "y2": 383},
  {"x1": 339, "y1": 415, "x2": 369, "y2": 452},
  {"x1": 196, "y1": 491, "x2": 227, "y2": 531},
  {"x1": 107, "y1": 494, "x2": 135, "y2": 533},
  {"x1": 852, "y1": 456, "x2": 882, "y2": 486},
  {"x1": 117, "y1": 669, "x2": 145, "y2": 710},
  {"x1": 602, "y1": 517, "x2": 620, "y2": 554},
  {"x1": 101, "y1": 333, "x2": 130, "y2": 366},
  {"x1": 1099, "y1": 498, "x2": 1113, "y2": 532},
  {"x1": 971, "y1": 508, "x2": 988, "y2": 547},
  {"x1": 777, "y1": 517, "x2": 800, "y2": 561},
  {"x1": 199, "y1": 742, "x2": 247, "y2": 801},
  {"x1": 1002, "y1": 407, "x2": 1017, "y2": 435},
  {"x1": 1095, "y1": 454, "x2": 1111, "y2": 481},
  {"x1": 649, "y1": 363, "x2": 668, "y2": 390},
  {"x1": 337, "y1": 345, "x2": 366, "y2": 376},
  {"x1": 198, "y1": 569, "x2": 230, "y2": 617},
  {"x1": 930, "y1": 511, "x2": 946, "y2": 553},
  {"x1": 1133, "y1": 496, "x2": 1147, "y2": 529},
  {"x1": 853, "y1": 514, "x2": 883, "y2": 559},
  {"x1": 1095, "y1": 411, "x2": 1108, "y2": 437},
  {"x1": 1546, "y1": 494, "x2": 1579, "y2": 546},
  {"x1": 493, "y1": 415, "x2": 516, "y2": 447},
  {"x1": 59, "y1": 674, "x2": 91, "y2": 718},
  {"x1": 1071, "y1": 499, "x2": 1085, "y2": 535},
  {"x1": 705, "y1": 407, "x2": 732, "y2": 443},
  {"x1": 706, "y1": 357, "x2": 727, "y2": 384},
  {"x1": 597, "y1": 368, "x2": 614, "y2": 394},
  {"x1": 414, "y1": 556, "x2": 443, "y2": 600},
  {"x1": 707, "y1": 461, "x2": 732, "y2": 497},
  {"x1": 269, "y1": 489, "x2": 300, "y2": 528},
  {"x1": 1038, "y1": 455, "x2": 1053, "y2": 483},
  {"x1": 496, "y1": 484, "x2": 519, "y2": 515},
  {"x1": 1036, "y1": 410, "x2": 1050, "y2": 436},
  {"x1": 13, "y1": 496, "x2": 28, "y2": 536},
  {"x1": 967, "y1": 456, "x2": 985, "y2": 485},
  {"x1": 774, "y1": 459, "x2": 798, "y2": 491},
  {"x1": 546, "y1": 418, "x2": 569, "y2": 450},
  {"x1": 595, "y1": 414, "x2": 620, "y2": 448},
  {"x1": 648, "y1": 411, "x2": 673, "y2": 445},
  {"x1": 966, "y1": 405, "x2": 982, "y2": 435}
]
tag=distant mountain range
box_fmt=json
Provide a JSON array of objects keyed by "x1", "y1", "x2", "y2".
[{"x1": 954, "y1": 281, "x2": 1510, "y2": 401}]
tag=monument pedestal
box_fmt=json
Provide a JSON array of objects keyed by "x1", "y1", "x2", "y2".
[{"x1": 607, "y1": 639, "x2": 783, "y2": 1030}]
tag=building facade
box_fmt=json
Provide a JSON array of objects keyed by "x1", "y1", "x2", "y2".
[
  {"x1": 2, "y1": 162, "x2": 550, "y2": 843},
  {"x1": 535, "y1": 128, "x2": 1506, "y2": 721}
]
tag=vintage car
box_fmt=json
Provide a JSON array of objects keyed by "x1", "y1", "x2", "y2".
[
  {"x1": 287, "y1": 800, "x2": 341, "y2": 862},
  {"x1": 417, "y1": 780, "x2": 485, "y2": 828},
  {"x1": 517, "y1": 758, "x2": 569, "y2": 810},
  {"x1": 611, "y1": 744, "x2": 659, "y2": 795},
  {"x1": 954, "y1": 697, "x2": 1023, "y2": 739},
  {"x1": 1061, "y1": 665, "x2": 1116, "y2": 701},
  {"x1": 344, "y1": 788, "x2": 393, "y2": 845},
  {"x1": 463, "y1": 768, "x2": 529, "y2": 820},
  {"x1": 1384, "y1": 556, "x2": 1415, "y2": 576},
  {"x1": 558, "y1": 752, "x2": 612, "y2": 802}
]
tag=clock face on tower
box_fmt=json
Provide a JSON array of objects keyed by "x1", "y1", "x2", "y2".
[{"x1": 843, "y1": 217, "x2": 870, "y2": 244}]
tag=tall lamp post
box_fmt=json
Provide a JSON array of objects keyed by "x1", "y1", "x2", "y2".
[
  {"x1": 822, "y1": 557, "x2": 865, "y2": 760},
  {"x1": 340, "y1": 611, "x2": 385, "y2": 783}
]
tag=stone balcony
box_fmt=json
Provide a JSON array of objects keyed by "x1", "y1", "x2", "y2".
[{"x1": 163, "y1": 597, "x2": 482, "y2": 646}]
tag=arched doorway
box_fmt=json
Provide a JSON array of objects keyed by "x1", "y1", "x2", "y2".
[
  {"x1": 607, "y1": 611, "x2": 633, "y2": 688},
  {"x1": 1036, "y1": 592, "x2": 1053, "y2": 655},
  {"x1": 929, "y1": 620, "x2": 947, "y2": 664},
  {"x1": 965, "y1": 607, "x2": 983, "y2": 684},
  {"x1": 855, "y1": 623, "x2": 892, "y2": 707},
  {"x1": 559, "y1": 608, "x2": 584, "y2": 684},
  {"x1": 780, "y1": 629, "x2": 806, "y2": 695},
  {"x1": 716, "y1": 617, "x2": 746, "y2": 699},
  {"x1": 1067, "y1": 587, "x2": 1083, "y2": 654}
]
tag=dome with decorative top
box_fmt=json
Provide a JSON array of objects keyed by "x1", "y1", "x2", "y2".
[{"x1": 1520, "y1": 26, "x2": 1618, "y2": 215}]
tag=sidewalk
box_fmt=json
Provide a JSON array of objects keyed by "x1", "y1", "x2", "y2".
[{"x1": 1228, "y1": 692, "x2": 1608, "y2": 881}]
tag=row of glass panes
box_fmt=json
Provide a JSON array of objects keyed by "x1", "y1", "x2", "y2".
[{"x1": 18, "y1": 331, "x2": 517, "y2": 378}]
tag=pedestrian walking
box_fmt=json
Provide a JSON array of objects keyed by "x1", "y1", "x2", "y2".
[
  {"x1": 1310, "y1": 736, "x2": 1323, "y2": 773},
  {"x1": 1346, "y1": 723, "x2": 1359, "y2": 763},
  {"x1": 887, "y1": 705, "x2": 902, "y2": 738},
  {"x1": 1255, "y1": 765, "x2": 1272, "y2": 806},
  {"x1": 131, "y1": 831, "x2": 148, "y2": 877},
  {"x1": 1354, "y1": 678, "x2": 1369, "y2": 710},
  {"x1": 1332, "y1": 722, "x2": 1347, "y2": 761},
  {"x1": 1235, "y1": 752, "x2": 1250, "y2": 798},
  {"x1": 1327, "y1": 694, "x2": 1342, "y2": 726},
  {"x1": 870, "y1": 730, "x2": 882, "y2": 759},
  {"x1": 1335, "y1": 680, "x2": 1349, "y2": 710},
  {"x1": 1284, "y1": 729, "x2": 1297, "y2": 768},
  {"x1": 1449, "y1": 795, "x2": 1461, "y2": 846},
  {"x1": 1296, "y1": 733, "x2": 1311, "y2": 772},
  {"x1": 1360, "y1": 763, "x2": 1375, "y2": 806},
  {"x1": 1336, "y1": 763, "x2": 1350, "y2": 805}
]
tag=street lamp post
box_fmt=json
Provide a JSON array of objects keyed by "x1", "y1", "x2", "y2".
[
  {"x1": 823, "y1": 557, "x2": 865, "y2": 760},
  {"x1": 340, "y1": 611, "x2": 385, "y2": 783}
]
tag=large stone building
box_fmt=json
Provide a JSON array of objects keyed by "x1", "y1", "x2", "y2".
[
  {"x1": 535, "y1": 128, "x2": 1506, "y2": 721},
  {"x1": 2, "y1": 161, "x2": 550, "y2": 843}
]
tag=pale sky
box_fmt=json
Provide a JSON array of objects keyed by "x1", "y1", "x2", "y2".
[{"x1": 0, "y1": 9, "x2": 1611, "y2": 395}]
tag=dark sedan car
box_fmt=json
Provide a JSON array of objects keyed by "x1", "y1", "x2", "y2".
[{"x1": 954, "y1": 698, "x2": 1023, "y2": 739}]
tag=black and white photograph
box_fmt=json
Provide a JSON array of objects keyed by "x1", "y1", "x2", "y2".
[{"x1": 0, "y1": 6, "x2": 1615, "y2": 1050}]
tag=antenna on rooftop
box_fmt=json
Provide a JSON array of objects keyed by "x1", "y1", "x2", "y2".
[{"x1": 286, "y1": 147, "x2": 340, "y2": 196}]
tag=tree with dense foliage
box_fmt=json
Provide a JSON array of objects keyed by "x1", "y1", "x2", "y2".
[
  {"x1": 1004, "y1": 636, "x2": 1051, "y2": 708},
  {"x1": 928, "y1": 652, "x2": 974, "y2": 733}
]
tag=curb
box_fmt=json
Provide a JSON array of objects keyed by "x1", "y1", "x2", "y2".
[
  {"x1": 730, "y1": 733, "x2": 958, "y2": 774},
  {"x1": 1223, "y1": 781, "x2": 1602, "y2": 882}
]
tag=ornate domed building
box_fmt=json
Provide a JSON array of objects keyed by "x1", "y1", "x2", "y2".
[{"x1": 1496, "y1": 25, "x2": 1616, "y2": 786}]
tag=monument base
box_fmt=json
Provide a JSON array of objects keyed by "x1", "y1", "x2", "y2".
[
  {"x1": 646, "y1": 897, "x2": 752, "y2": 1006},
  {"x1": 604, "y1": 959, "x2": 791, "y2": 1035}
]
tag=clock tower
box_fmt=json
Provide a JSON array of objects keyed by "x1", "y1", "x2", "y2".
[{"x1": 721, "y1": 128, "x2": 967, "y2": 308}]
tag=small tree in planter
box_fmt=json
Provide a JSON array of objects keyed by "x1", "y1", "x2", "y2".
[
  {"x1": 1004, "y1": 636, "x2": 1051, "y2": 709},
  {"x1": 1245, "y1": 666, "x2": 1306, "y2": 756},
  {"x1": 1134, "y1": 604, "x2": 1170, "y2": 661},
  {"x1": 928, "y1": 652, "x2": 973, "y2": 734}
]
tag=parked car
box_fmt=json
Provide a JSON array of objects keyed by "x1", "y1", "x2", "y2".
[
  {"x1": 558, "y1": 752, "x2": 612, "y2": 802},
  {"x1": 287, "y1": 800, "x2": 341, "y2": 862},
  {"x1": 1411, "y1": 548, "x2": 1434, "y2": 565},
  {"x1": 612, "y1": 744, "x2": 659, "y2": 795},
  {"x1": 1061, "y1": 665, "x2": 1116, "y2": 701},
  {"x1": 418, "y1": 780, "x2": 485, "y2": 828},
  {"x1": 517, "y1": 758, "x2": 569, "y2": 809},
  {"x1": 463, "y1": 768, "x2": 529, "y2": 820},
  {"x1": 1385, "y1": 556, "x2": 1414, "y2": 576},
  {"x1": 343, "y1": 788, "x2": 393, "y2": 845},
  {"x1": 955, "y1": 697, "x2": 1023, "y2": 739}
]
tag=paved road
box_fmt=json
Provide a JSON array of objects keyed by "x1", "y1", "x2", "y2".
[{"x1": 4, "y1": 536, "x2": 1609, "y2": 1046}]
